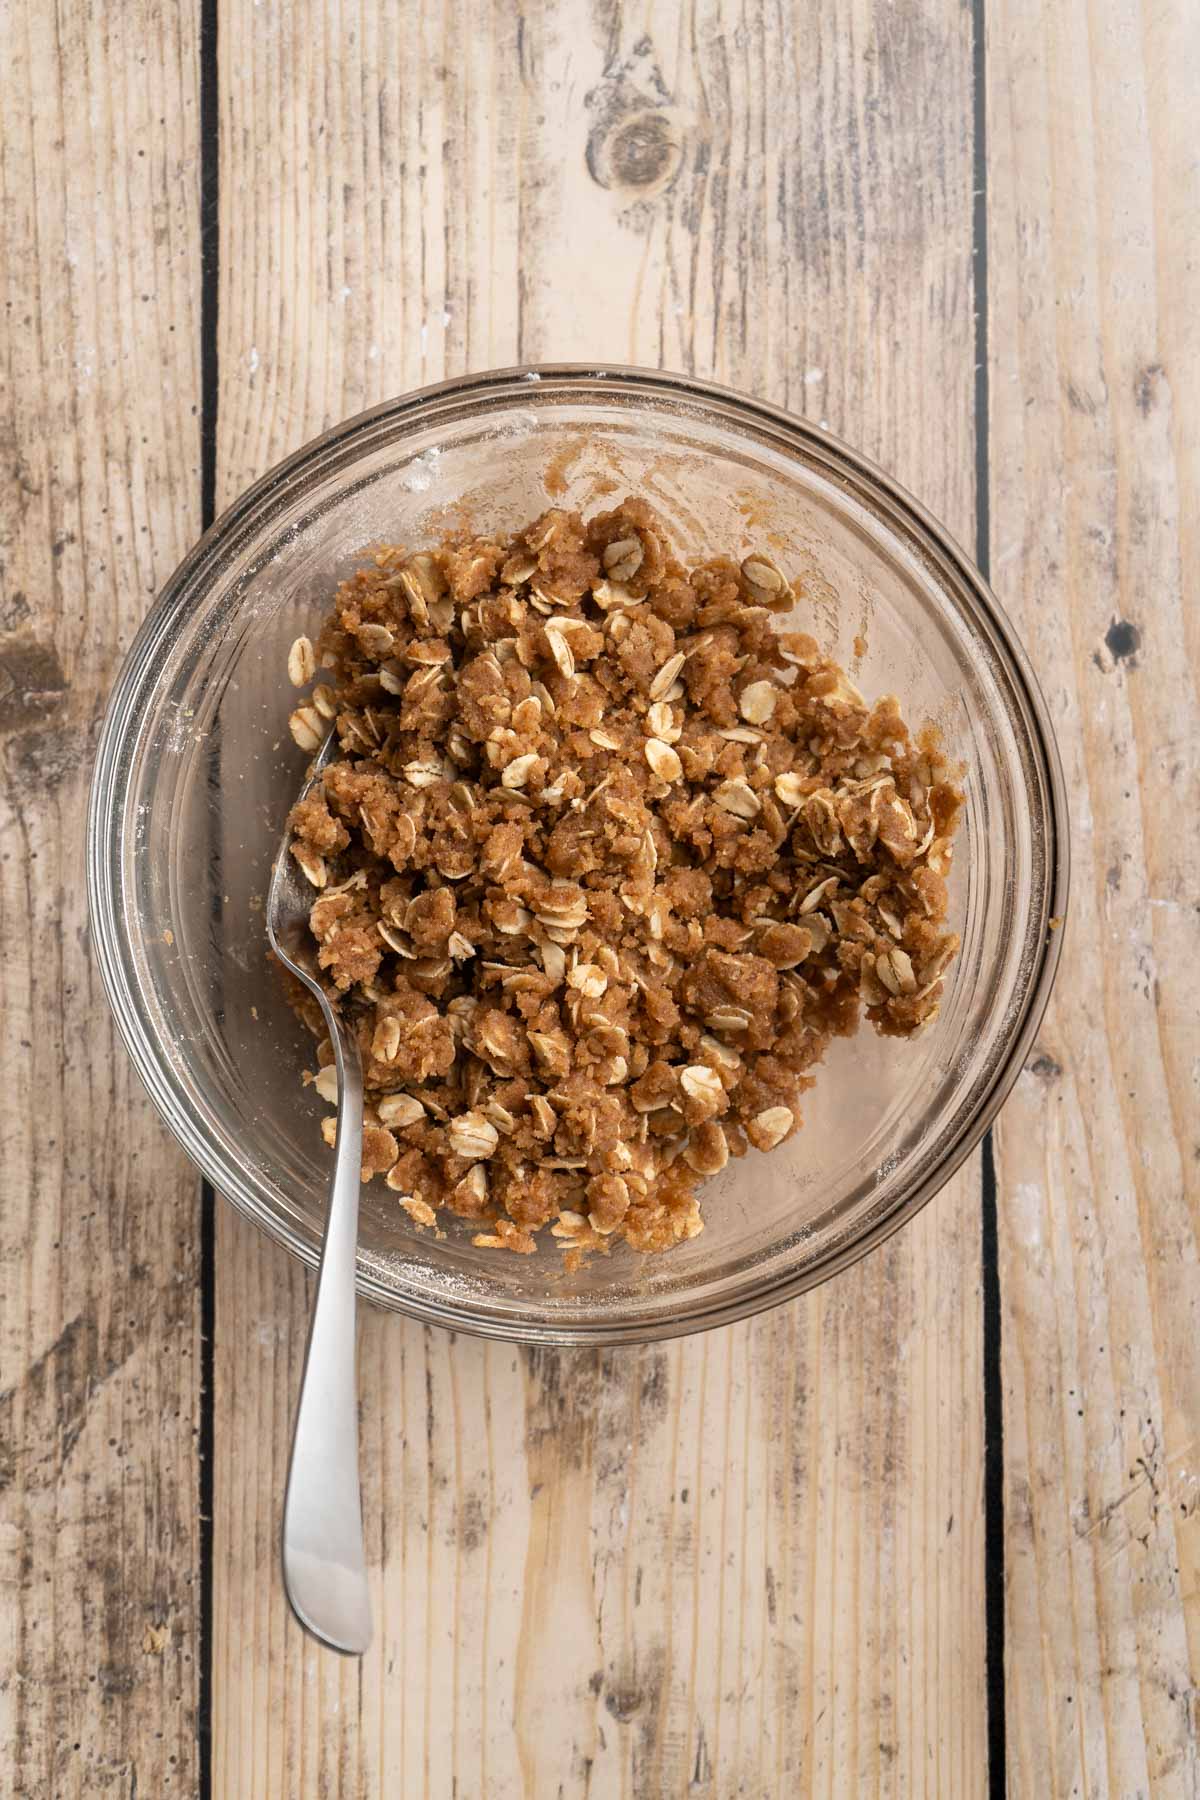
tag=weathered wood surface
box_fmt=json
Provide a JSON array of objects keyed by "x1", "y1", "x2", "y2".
[
  {"x1": 7, "y1": 0, "x2": 1196, "y2": 1792},
  {"x1": 211, "y1": 2, "x2": 986, "y2": 1796},
  {"x1": 987, "y1": 1, "x2": 1200, "y2": 1794},
  {"x1": 0, "y1": 1, "x2": 204, "y2": 1795}
]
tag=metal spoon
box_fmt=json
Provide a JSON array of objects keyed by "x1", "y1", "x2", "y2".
[{"x1": 266, "y1": 730, "x2": 371, "y2": 1654}]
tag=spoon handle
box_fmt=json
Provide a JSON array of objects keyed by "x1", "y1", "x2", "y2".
[{"x1": 281, "y1": 1018, "x2": 372, "y2": 1654}]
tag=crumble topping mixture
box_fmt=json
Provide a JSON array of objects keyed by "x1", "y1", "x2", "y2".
[{"x1": 281, "y1": 498, "x2": 962, "y2": 1258}]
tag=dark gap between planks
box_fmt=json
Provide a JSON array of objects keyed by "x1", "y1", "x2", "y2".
[
  {"x1": 198, "y1": 0, "x2": 219, "y2": 1789},
  {"x1": 972, "y1": 0, "x2": 1008, "y2": 1792}
]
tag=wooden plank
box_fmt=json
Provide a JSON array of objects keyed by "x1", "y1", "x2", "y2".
[
  {"x1": 212, "y1": 2, "x2": 986, "y2": 1793},
  {"x1": 0, "y1": 1, "x2": 204, "y2": 1794},
  {"x1": 986, "y1": 0, "x2": 1200, "y2": 1792}
]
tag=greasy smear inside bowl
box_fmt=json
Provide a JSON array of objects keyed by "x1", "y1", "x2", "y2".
[{"x1": 89, "y1": 369, "x2": 1065, "y2": 1342}]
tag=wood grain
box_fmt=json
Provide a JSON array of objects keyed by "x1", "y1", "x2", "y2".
[
  {"x1": 986, "y1": 0, "x2": 1200, "y2": 1793},
  {"x1": 211, "y1": 4, "x2": 986, "y2": 1795},
  {"x1": 0, "y1": 1, "x2": 204, "y2": 1794}
]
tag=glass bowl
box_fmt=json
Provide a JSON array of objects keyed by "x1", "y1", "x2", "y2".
[{"x1": 87, "y1": 366, "x2": 1068, "y2": 1345}]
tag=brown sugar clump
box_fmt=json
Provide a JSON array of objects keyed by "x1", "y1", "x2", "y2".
[{"x1": 282, "y1": 500, "x2": 963, "y2": 1256}]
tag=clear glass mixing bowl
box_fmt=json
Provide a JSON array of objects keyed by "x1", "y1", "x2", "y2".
[{"x1": 87, "y1": 366, "x2": 1068, "y2": 1344}]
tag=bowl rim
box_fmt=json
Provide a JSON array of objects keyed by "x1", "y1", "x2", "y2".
[{"x1": 87, "y1": 362, "x2": 1070, "y2": 1344}]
